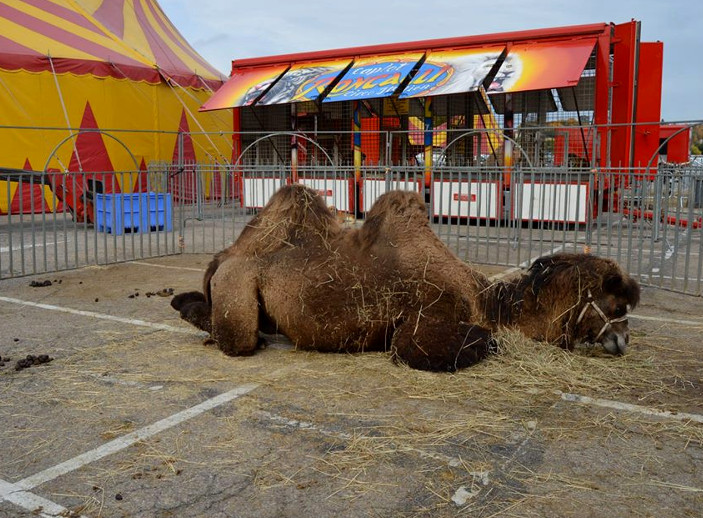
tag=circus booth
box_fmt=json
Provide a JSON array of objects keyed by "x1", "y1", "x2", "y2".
[
  {"x1": 202, "y1": 20, "x2": 673, "y2": 223},
  {"x1": 0, "y1": 0, "x2": 233, "y2": 219}
]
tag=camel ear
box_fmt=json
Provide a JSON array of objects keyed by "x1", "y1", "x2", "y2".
[
  {"x1": 602, "y1": 272, "x2": 641, "y2": 309},
  {"x1": 601, "y1": 273, "x2": 623, "y2": 294}
]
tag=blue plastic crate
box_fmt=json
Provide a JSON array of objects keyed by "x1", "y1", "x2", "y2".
[{"x1": 95, "y1": 193, "x2": 172, "y2": 234}]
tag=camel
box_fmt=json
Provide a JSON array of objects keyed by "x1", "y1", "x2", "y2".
[{"x1": 172, "y1": 184, "x2": 639, "y2": 372}]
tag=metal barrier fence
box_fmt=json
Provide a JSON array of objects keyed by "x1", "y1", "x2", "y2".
[{"x1": 3, "y1": 162, "x2": 703, "y2": 296}]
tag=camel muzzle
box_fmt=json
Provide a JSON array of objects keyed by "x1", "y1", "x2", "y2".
[{"x1": 576, "y1": 290, "x2": 630, "y2": 355}]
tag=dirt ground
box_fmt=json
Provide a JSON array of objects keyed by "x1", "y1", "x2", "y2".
[{"x1": 0, "y1": 254, "x2": 701, "y2": 518}]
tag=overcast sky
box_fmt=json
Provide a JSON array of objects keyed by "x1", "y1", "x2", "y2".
[{"x1": 160, "y1": 0, "x2": 701, "y2": 122}]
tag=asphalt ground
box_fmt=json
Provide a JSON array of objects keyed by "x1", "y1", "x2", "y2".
[{"x1": 0, "y1": 254, "x2": 701, "y2": 517}]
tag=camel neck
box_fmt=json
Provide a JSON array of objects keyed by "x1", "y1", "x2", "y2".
[{"x1": 479, "y1": 277, "x2": 525, "y2": 329}]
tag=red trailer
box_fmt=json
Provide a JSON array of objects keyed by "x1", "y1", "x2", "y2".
[{"x1": 202, "y1": 20, "x2": 671, "y2": 220}]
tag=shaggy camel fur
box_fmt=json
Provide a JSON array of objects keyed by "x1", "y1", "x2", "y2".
[{"x1": 173, "y1": 185, "x2": 639, "y2": 371}]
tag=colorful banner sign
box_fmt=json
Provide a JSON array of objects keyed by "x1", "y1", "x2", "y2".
[
  {"x1": 487, "y1": 38, "x2": 596, "y2": 93},
  {"x1": 322, "y1": 53, "x2": 424, "y2": 103},
  {"x1": 399, "y1": 46, "x2": 505, "y2": 98},
  {"x1": 258, "y1": 59, "x2": 352, "y2": 105},
  {"x1": 200, "y1": 64, "x2": 289, "y2": 110}
]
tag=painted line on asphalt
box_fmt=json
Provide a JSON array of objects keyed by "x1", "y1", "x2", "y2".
[
  {"x1": 258, "y1": 410, "x2": 470, "y2": 469},
  {"x1": 0, "y1": 478, "x2": 77, "y2": 518},
  {"x1": 0, "y1": 240, "x2": 66, "y2": 253},
  {"x1": 0, "y1": 382, "x2": 261, "y2": 515},
  {"x1": 129, "y1": 261, "x2": 205, "y2": 272},
  {"x1": 629, "y1": 313, "x2": 703, "y2": 327},
  {"x1": 559, "y1": 392, "x2": 703, "y2": 424},
  {"x1": 13, "y1": 383, "x2": 260, "y2": 492},
  {"x1": 0, "y1": 295, "x2": 207, "y2": 337}
]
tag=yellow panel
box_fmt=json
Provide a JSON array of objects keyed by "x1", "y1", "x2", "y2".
[
  {"x1": 72, "y1": 0, "x2": 104, "y2": 14},
  {"x1": 121, "y1": 0, "x2": 157, "y2": 63},
  {"x1": 0, "y1": 18, "x2": 101, "y2": 62},
  {"x1": 0, "y1": 69, "x2": 233, "y2": 173},
  {"x1": 0, "y1": 181, "x2": 20, "y2": 214},
  {"x1": 5, "y1": 0, "x2": 149, "y2": 64}
]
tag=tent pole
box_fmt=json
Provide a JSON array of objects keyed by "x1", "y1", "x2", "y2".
[
  {"x1": 48, "y1": 54, "x2": 83, "y2": 173},
  {"x1": 162, "y1": 72, "x2": 233, "y2": 163}
]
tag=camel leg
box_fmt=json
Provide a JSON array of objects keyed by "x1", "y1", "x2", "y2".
[
  {"x1": 171, "y1": 291, "x2": 212, "y2": 333},
  {"x1": 210, "y1": 268, "x2": 260, "y2": 357},
  {"x1": 171, "y1": 291, "x2": 206, "y2": 310},
  {"x1": 391, "y1": 317, "x2": 497, "y2": 372}
]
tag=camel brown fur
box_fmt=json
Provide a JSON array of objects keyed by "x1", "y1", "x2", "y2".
[
  {"x1": 475, "y1": 253, "x2": 640, "y2": 355},
  {"x1": 172, "y1": 185, "x2": 639, "y2": 371}
]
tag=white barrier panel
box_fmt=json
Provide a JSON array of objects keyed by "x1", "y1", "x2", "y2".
[
  {"x1": 432, "y1": 181, "x2": 501, "y2": 219},
  {"x1": 361, "y1": 178, "x2": 423, "y2": 212},
  {"x1": 514, "y1": 182, "x2": 589, "y2": 223},
  {"x1": 297, "y1": 178, "x2": 352, "y2": 212},
  {"x1": 243, "y1": 177, "x2": 283, "y2": 208}
]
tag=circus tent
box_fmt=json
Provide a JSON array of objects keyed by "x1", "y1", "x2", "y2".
[{"x1": 0, "y1": 0, "x2": 233, "y2": 214}]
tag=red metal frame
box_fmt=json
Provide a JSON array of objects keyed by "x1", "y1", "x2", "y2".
[
  {"x1": 659, "y1": 125, "x2": 691, "y2": 163},
  {"x1": 220, "y1": 20, "x2": 670, "y2": 222},
  {"x1": 229, "y1": 23, "x2": 610, "y2": 71},
  {"x1": 634, "y1": 42, "x2": 664, "y2": 168},
  {"x1": 610, "y1": 21, "x2": 639, "y2": 169}
]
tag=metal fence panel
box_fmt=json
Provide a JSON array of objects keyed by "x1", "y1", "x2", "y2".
[{"x1": 3, "y1": 129, "x2": 703, "y2": 299}]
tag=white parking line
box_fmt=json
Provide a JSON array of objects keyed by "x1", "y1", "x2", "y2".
[
  {"x1": 559, "y1": 392, "x2": 703, "y2": 424},
  {"x1": 129, "y1": 261, "x2": 205, "y2": 272},
  {"x1": 0, "y1": 240, "x2": 66, "y2": 253},
  {"x1": 0, "y1": 382, "x2": 259, "y2": 516},
  {"x1": 629, "y1": 314, "x2": 703, "y2": 327},
  {"x1": 0, "y1": 478, "x2": 76, "y2": 518},
  {"x1": 0, "y1": 296, "x2": 207, "y2": 336},
  {"x1": 14, "y1": 383, "x2": 260, "y2": 491}
]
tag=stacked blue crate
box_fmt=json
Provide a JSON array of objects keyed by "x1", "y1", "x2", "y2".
[{"x1": 95, "y1": 193, "x2": 173, "y2": 234}]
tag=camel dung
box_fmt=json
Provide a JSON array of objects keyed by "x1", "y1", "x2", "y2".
[
  {"x1": 29, "y1": 280, "x2": 52, "y2": 287},
  {"x1": 15, "y1": 354, "x2": 54, "y2": 371}
]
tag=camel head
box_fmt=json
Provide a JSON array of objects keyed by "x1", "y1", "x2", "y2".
[
  {"x1": 520, "y1": 253, "x2": 640, "y2": 355},
  {"x1": 570, "y1": 270, "x2": 640, "y2": 355}
]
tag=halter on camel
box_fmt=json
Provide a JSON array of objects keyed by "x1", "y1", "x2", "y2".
[{"x1": 575, "y1": 290, "x2": 629, "y2": 342}]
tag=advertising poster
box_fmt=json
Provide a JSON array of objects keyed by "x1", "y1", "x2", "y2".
[
  {"x1": 323, "y1": 53, "x2": 424, "y2": 102},
  {"x1": 399, "y1": 46, "x2": 509, "y2": 98},
  {"x1": 200, "y1": 64, "x2": 289, "y2": 110},
  {"x1": 258, "y1": 59, "x2": 352, "y2": 105}
]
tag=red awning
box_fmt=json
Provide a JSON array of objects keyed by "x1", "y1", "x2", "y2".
[
  {"x1": 487, "y1": 37, "x2": 597, "y2": 93},
  {"x1": 200, "y1": 63, "x2": 289, "y2": 111}
]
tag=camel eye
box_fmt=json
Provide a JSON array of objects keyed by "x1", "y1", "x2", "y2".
[{"x1": 613, "y1": 305, "x2": 627, "y2": 318}]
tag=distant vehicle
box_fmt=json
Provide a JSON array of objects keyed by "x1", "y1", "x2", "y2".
[{"x1": 414, "y1": 151, "x2": 446, "y2": 167}]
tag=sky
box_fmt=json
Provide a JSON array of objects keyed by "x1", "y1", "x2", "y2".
[{"x1": 160, "y1": 0, "x2": 702, "y2": 122}]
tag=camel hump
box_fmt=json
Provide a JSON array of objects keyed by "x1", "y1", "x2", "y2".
[
  {"x1": 360, "y1": 190, "x2": 429, "y2": 246},
  {"x1": 367, "y1": 189, "x2": 427, "y2": 220},
  {"x1": 232, "y1": 184, "x2": 342, "y2": 255},
  {"x1": 264, "y1": 184, "x2": 338, "y2": 226}
]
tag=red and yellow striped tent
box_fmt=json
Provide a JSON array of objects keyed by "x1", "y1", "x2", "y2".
[{"x1": 0, "y1": 0, "x2": 233, "y2": 214}]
